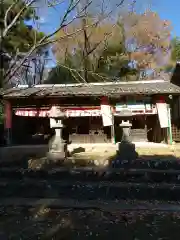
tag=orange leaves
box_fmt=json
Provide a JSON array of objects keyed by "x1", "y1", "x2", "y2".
[
  {"x1": 122, "y1": 11, "x2": 172, "y2": 70},
  {"x1": 53, "y1": 17, "x2": 124, "y2": 67}
]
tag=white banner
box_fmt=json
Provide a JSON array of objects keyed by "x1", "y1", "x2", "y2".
[
  {"x1": 101, "y1": 105, "x2": 113, "y2": 126},
  {"x1": 156, "y1": 103, "x2": 169, "y2": 128}
]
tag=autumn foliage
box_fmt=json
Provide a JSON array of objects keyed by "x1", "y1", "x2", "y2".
[
  {"x1": 50, "y1": 10, "x2": 172, "y2": 82},
  {"x1": 122, "y1": 11, "x2": 172, "y2": 70}
]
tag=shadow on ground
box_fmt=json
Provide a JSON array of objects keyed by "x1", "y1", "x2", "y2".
[{"x1": 1, "y1": 206, "x2": 180, "y2": 239}]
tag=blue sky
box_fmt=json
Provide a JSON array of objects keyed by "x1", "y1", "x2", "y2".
[
  {"x1": 156, "y1": 0, "x2": 180, "y2": 36},
  {"x1": 36, "y1": 1, "x2": 68, "y2": 35}
]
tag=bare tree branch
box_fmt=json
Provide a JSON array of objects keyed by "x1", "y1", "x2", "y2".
[
  {"x1": 56, "y1": 61, "x2": 113, "y2": 83},
  {"x1": 3, "y1": 0, "x2": 127, "y2": 85},
  {"x1": 39, "y1": 0, "x2": 92, "y2": 42},
  {"x1": 1, "y1": 0, "x2": 36, "y2": 40},
  {"x1": 4, "y1": 0, "x2": 93, "y2": 82},
  {"x1": 4, "y1": 0, "x2": 19, "y2": 29},
  {"x1": 47, "y1": 0, "x2": 65, "y2": 7}
]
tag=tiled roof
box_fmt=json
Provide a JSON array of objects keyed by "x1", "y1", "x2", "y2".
[{"x1": 1, "y1": 80, "x2": 180, "y2": 99}]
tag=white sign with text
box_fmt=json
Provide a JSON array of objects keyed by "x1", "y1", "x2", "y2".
[
  {"x1": 156, "y1": 103, "x2": 169, "y2": 128},
  {"x1": 101, "y1": 105, "x2": 113, "y2": 126}
]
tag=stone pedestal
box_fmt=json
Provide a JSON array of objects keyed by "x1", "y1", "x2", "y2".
[{"x1": 47, "y1": 107, "x2": 67, "y2": 163}]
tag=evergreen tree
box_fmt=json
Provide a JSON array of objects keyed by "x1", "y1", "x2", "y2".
[
  {"x1": 0, "y1": 0, "x2": 45, "y2": 87},
  {"x1": 0, "y1": 0, "x2": 44, "y2": 54}
]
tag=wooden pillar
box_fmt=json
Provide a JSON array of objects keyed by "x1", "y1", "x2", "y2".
[
  {"x1": 4, "y1": 101, "x2": 12, "y2": 145},
  {"x1": 111, "y1": 107, "x2": 115, "y2": 144},
  {"x1": 167, "y1": 105, "x2": 173, "y2": 145}
]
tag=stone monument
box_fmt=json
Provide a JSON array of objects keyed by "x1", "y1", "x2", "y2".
[{"x1": 47, "y1": 106, "x2": 67, "y2": 163}]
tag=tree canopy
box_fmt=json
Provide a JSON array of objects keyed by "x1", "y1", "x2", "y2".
[
  {"x1": 161, "y1": 37, "x2": 180, "y2": 73},
  {"x1": 0, "y1": 0, "x2": 44, "y2": 55},
  {"x1": 171, "y1": 37, "x2": 180, "y2": 62},
  {"x1": 0, "y1": 1, "x2": 174, "y2": 85},
  {"x1": 0, "y1": 0, "x2": 46, "y2": 87},
  {"x1": 48, "y1": 10, "x2": 172, "y2": 83},
  {"x1": 122, "y1": 11, "x2": 172, "y2": 72},
  {"x1": 48, "y1": 16, "x2": 138, "y2": 83}
]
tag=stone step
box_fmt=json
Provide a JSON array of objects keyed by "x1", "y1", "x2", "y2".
[
  {"x1": 1, "y1": 179, "x2": 180, "y2": 201},
  {"x1": 0, "y1": 166, "x2": 180, "y2": 183},
  {"x1": 0, "y1": 197, "x2": 180, "y2": 212}
]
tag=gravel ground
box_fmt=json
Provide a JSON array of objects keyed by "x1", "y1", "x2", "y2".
[{"x1": 0, "y1": 208, "x2": 180, "y2": 239}]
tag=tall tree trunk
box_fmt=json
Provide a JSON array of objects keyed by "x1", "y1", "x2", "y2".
[{"x1": 83, "y1": 18, "x2": 89, "y2": 82}]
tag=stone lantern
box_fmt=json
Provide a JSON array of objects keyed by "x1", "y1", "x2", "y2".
[
  {"x1": 47, "y1": 106, "x2": 67, "y2": 162},
  {"x1": 116, "y1": 108, "x2": 138, "y2": 162},
  {"x1": 120, "y1": 120, "x2": 132, "y2": 143},
  {"x1": 118, "y1": 109, "x2": 132, "y2": 142}
]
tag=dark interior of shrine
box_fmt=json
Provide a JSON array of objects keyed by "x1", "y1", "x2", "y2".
[{"x1": 11, "y1": 115, "x2": 112, "y2": 145}]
